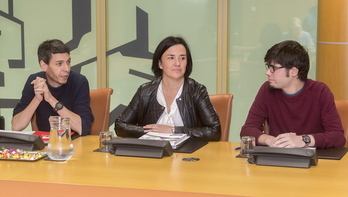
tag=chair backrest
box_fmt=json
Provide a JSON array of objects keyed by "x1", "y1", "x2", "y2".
[
  {"x1": 90, "y1": 88, "x2": 113, "y2": 135},
  {"x1": 209, "y1": 94, "x2": 234, "y2": 141},
  {"x1": 335, "y1": 100, "x2": 348, "y2": 147}
]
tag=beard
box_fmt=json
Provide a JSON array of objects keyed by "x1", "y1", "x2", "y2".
[
  {"x1": 267, "y1": 70, "x2": 290, "y2": 90},
  {"x1": 268, "y1": 84, "x2": 278, "y2": 91}
]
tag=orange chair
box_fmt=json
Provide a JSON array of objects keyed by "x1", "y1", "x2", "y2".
[
  {"x1": 90, "y1": 88, "x2": 113, "y2": 135},
  {"x1": 335, "y1": 100, "x2": 348, "y2": 147},
  {"x1": 209, "y1": 94, "x2": 234, "y2": 141}
]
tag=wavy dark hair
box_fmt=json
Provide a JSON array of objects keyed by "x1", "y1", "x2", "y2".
[
  {"x1": 38, "y1": 39, "x2": 70, "y2": 64},
  {"x1": 151, "y1": 36, "x2": 193, "y2": 78},
  {"x1": 264, "y1": 40, "x2": 309, "y2": 81}
]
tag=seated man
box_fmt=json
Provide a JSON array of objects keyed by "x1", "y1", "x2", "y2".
[
  {"x1": 12, "y1": 39, "x2": 94, "y2": 135},
  {"x1": 240, "y1": 40, "x2": 346, "y2": 148}
]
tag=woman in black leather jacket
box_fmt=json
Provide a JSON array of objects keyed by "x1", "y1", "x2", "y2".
[{"x1": 114, "y1": 36, "x2": 221, "y2": 141}]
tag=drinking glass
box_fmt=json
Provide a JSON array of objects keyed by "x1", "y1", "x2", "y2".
[
  {"x1": 99, "y1": 131, "x2": 113, "y2": 152},
  {"x1": 240, "y1": 136, "x2": 255, "y2": 158}
]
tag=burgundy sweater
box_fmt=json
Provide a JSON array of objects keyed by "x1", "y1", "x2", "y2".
[{"x1": 241, "y1": 79, "x2": 346, "y2": 148}]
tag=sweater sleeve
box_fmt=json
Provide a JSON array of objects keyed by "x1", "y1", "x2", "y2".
[
  {"x1": 311, "y1": 85, "x2": 346, "y2": 148},
  {"x1": 240, "y1": 82, "x2": 268, "y2": 144},
  {"x1": 71, "y1": 76, "x2": 94, "y2": 136},
  {"x1": 13, "y1": 74, "x2": 36, "y2": 117}
]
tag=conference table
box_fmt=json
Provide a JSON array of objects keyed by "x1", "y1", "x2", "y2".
[{"x1": 1, "y1": 135, "x2": 348, "y2": 197}]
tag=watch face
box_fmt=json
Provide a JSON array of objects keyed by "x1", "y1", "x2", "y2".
[
  {"x1": 303, "y1": 135, "x2": 311, "y2": 144},
  {"x1": 56, "y1": 102, "x2": 63, "y2": 109},
  {"x1": 55, "y1": 102, "x2": 64, "y2": 111}
]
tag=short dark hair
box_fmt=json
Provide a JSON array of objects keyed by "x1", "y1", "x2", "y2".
[
  {"x1": 38, "y1": 39, "x2": 70, "y2": 64},
  {"x1": 151, "y1": 36, "x2": 193, "y2": 78},
  {"x1": 264, "y1": 40, "x2": 309, "y2": 81}
]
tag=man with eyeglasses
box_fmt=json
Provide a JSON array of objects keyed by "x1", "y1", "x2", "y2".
[{"x1": 240, "y1": 40, "x2": 346, "y2": 148}]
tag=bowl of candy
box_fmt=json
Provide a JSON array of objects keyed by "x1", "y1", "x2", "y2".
[{"x1": 0, "y1": 147, "x2": 47, "y2": 161}]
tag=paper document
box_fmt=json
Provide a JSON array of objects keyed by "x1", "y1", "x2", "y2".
[
  {"x1": 139, "y1": 132, "x2": 190, "y2": 149},
  {"x1": 0, "y1": 130, "x2": 35, "y2": 135}
]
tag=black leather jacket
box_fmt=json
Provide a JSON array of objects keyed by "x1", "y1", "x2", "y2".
[{"x1": 115, "y1": 77, "x2": 221, "y2": 141}]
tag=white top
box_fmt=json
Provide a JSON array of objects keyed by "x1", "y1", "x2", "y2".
[{"x1": 156, "y1": 80, "x2": 184, "y2": 127}]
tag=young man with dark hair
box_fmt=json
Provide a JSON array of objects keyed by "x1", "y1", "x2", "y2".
[
  {"x1": 240, "y1": 40, "x2": 346, "y2": 148},
  {"x1": 12, "y1": 39, "x2": 94, "y2": 135}
]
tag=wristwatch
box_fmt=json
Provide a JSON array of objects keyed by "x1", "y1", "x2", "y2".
[
  {"x1": 302, "y1": 135, "x2": 311, "y2": 147},
  {"x1": 53, "y1": 101, "x2": 64, "y2": 112}
]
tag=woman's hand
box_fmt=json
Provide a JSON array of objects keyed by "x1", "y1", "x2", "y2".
[{"x1": 143, "y1": 124, "x2": 173, "y2": 133}]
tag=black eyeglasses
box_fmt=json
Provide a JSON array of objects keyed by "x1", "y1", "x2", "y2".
[{"x1": 265, "y1": 64, "x2": 285, "y2": 73}]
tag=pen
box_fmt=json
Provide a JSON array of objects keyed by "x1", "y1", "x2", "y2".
[{"x1": 235, "y1": 147, "x2": 241, "y2": 150}]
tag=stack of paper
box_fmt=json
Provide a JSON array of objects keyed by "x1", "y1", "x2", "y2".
[{"x1": 139, "y1": 132, "x2": 190, "y2": 149}]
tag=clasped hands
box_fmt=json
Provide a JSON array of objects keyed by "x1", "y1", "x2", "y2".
[
  {"x1": 31, "y1": 77, "x2": 51, "y2": 102},
  {"x1": 265, "y1": 132, "x2": 306, "y2": 148}
]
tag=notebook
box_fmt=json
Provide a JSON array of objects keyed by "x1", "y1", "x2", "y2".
[
  {"x1": 316, "y1": 147, "x2": 348, "y2": 160},
  {"x1": 173, "y1": 139, "x2": 208, "y2": 153}
]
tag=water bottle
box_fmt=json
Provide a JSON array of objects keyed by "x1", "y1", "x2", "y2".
[{"x1": 47, "y1": 116, "x2": 74, "y2": 161}]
